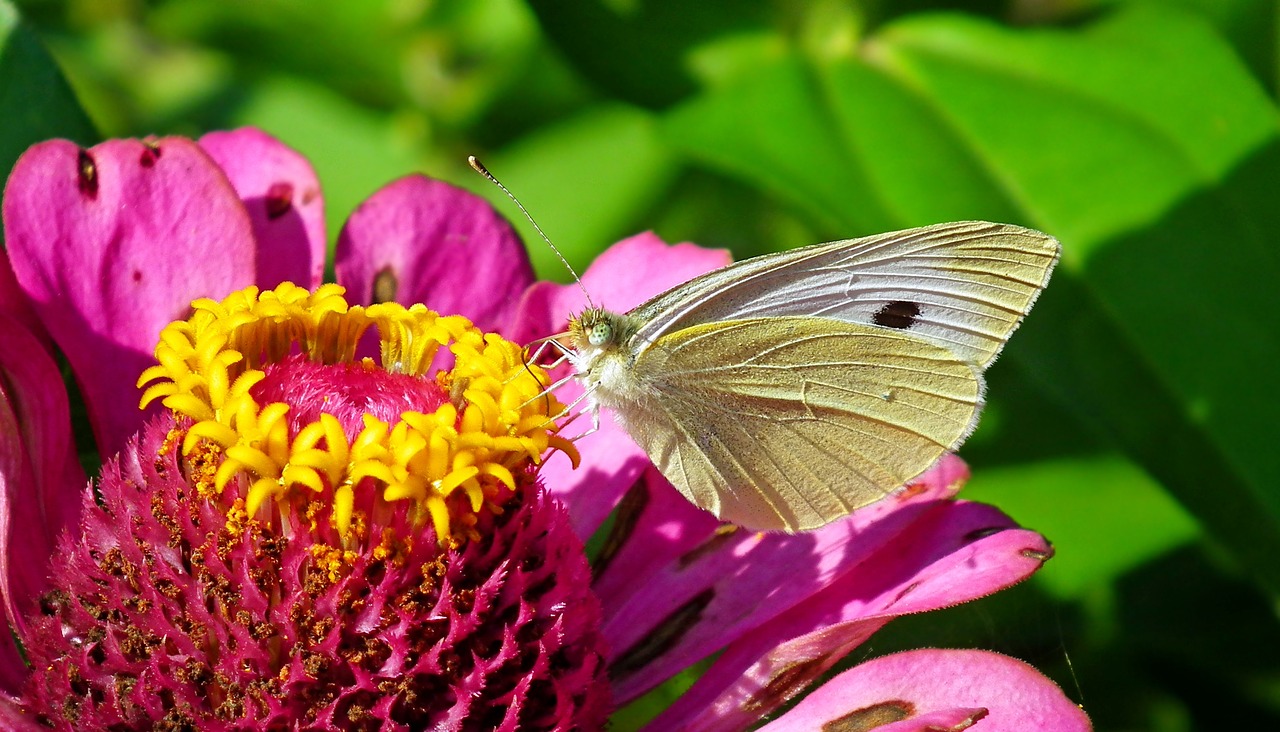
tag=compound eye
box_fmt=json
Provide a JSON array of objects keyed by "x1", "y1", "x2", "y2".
[{"x1": 588, "y1": 322, "x2": 612, "y2": 347}]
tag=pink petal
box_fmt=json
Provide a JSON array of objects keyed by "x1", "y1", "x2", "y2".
[
  {"x1": 511, "y1": 233, "x2": 732, "y2": 537},
  {"x1": 640, "y1": 499, "x2": 1054, "y2": 727},
  {"x1": 334, "y1": 175, "x2": 535, "y2": 335},
  {"x1": 0, "y1": 697, "x2": 44, "y2": 731},
  {"x1": 0, "y1": 249, "x2": 47, "y2": 350},
  {"x1": 3, "y1": 137, "x2": 257, "y2": 458},
  {"x1": 604, "y1": 456, "x2": 972, "y2": 706},
  {"x1": 538, "y1": 420, "x2": 651, "y2": 540},
  {"x1": 0, "y1": 314, "x2": 86, "y2": 692},
  {"x1": 200, "y1": 128, "x2": 326, "y2": 289},
  {"x1": 757, "y1": 649, "x2": 1091, "y2": 732}
]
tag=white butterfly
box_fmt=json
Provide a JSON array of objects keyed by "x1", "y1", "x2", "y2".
[{"x1": 557, "y1": 221, "x2": 1059, "y2": 532}]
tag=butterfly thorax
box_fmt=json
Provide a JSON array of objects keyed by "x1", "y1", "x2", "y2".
[{"x1": 566, "y1": 308, "x2": 650, "y2": 406}]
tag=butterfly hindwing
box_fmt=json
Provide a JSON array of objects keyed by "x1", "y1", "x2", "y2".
[{"x1": 618, "y1": 316, "x2": 983, "y2": 531}]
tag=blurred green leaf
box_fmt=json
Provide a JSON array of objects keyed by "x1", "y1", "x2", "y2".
[
  {"x1": 664, "y1": 4, "x2": 1280, "y2": 594},
  {"x1": 1115, "y1": 545, "x2": 1280, "y2": 725},
  {"x1": 1100, "y1": 0, "x2": 1278, "y2": 94},
  {"x1": 459, "y1": 104, "x2": 680, "y2": 281},
  {"x1": 0, "y1": 0, "x2": 96, "y2": 186},
  {"x1": 965, "y1": 455, "x2": 1199, "y2": 597},
  {"x1": 525, "y1": 0, "x2": 776, "y2": 107},
  {"x1": 150, "y1": 0, "x2": 406, "y2": 109}
]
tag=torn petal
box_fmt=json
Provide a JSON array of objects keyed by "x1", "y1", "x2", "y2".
[{"x1": 3, "y1": 137, "x2": 257, "y2": 457}]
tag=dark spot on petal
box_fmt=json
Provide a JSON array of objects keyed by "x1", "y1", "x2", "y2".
[
  {"x1": 591, "y1": 476, "x2": 648, "y2": 580},
  {"x1": 300, "y1": 186, "x2": 319, "y2": 205},
  {"x1": 963, "y1": 527, "x2": 1007, "y2": 543},
  {"x1": 372, "y1": 267, "x2": 398, "y2": 305},
  {"x1": 873, "y1": 300, "x2": 921, "y2": 330},
  {"x1": 677, "y1": 523, "x2": 740, "y2": 568},
  {"x1": 139, "y1": 141, "x2": 161, "y2": 168},
  {"x1": 265, "y1": 181, "x2": 294, "y2": 220},
  {"x1": 609, "y1": 588, "x2": 713, "y2": 679},
  {"x1": 1021, "y1": 546, "x2": 1055, "y2": 562},
  {"x1": 132, "y1": 270, "x2": 143, "y2": 283},
  {"x1": 77, "y1": 149, "x2": 99, "y2": 198},
  {"x1": 890, "y1": 581, "x2": 919, "y2": 605},
  {"x1": 823, "y1": 700, "x2": 915, "y2": 731},
  {"x1": 744, "y1": 655, "x2": 832, "y2": 713}
]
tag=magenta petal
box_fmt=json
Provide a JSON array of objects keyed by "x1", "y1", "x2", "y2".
[
  {"x1": 3, "y1": 137, "x2": 257, "y2": 458},
  {"x1": 510, "y1": 234, "x2": 732, "y2": 536},
  {"x1": 758, "y1": 649, "x2": 1091, "y2": 731},
  {"x1": 540, "y1": 424, "x2": 650, "y2": 540},
  {"x1": 640, "y1": 499, "x2": 1054, "y2": 727},
  {"x1": 599, "y1": 458, "x2": 967, "y2": 634},
  {"x1": 0, "y1": 315, "x2": 86, "y2": 692},
  {"x1": 0, "y1": 250, "x2": 46, "y2": 350},
  {"x1": 334, "y1": 175, "x2": 535, "y2": 334},
  {"x1": 605, "y1": 457, "x2": 971, "y2": 706},
  {"x1": 200, "y1": 128, "x2": 326, "y2": 289},
  {"x1": 0, "y1": 698, "x2": 43, "y2": 731}
]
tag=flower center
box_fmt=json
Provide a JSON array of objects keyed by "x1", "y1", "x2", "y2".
[{"x1": 137, "y1": 283, "x2": 576, "y2": 546}]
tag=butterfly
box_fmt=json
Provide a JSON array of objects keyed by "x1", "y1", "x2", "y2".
[{"x1": 556, "y1": 221, "x2": 1059, "y2": 533}]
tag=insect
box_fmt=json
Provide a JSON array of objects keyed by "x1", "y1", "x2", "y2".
[
  {"x1": 556, "y1": 221, "x2": 1059, "y2": 532},
  {"x1": 466, "y1": 159, "x2": 1058, "y2": 533}
]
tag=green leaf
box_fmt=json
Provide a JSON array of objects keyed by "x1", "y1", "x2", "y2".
[
  {"x1": 965, "y1": 455, "x2": 1199, "y2": 598},
  {"x1": 524, "y1": 0, "x2": 776, "y2": 108},
  {"x1": 664, "y1": 5, "x2": 1280, "y2": 594},
  {"x1": 0, "y1": 0, "x2": 97, "y2": 190},
  {"x1": 460, "y1": 104, "x2": 681, "y2": 281}
]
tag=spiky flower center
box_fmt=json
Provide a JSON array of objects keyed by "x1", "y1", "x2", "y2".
[
  {"x1": 17, "y1": 284, "x2": 609, "y2": 730},
  {"x1": 137, "y1": 283, "x2": 576, "y2": 545}
]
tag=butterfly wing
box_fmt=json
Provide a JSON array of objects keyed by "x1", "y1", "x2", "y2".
[
  {"x1": 629, "y1": 221, "x2": 1059, "y2": 370},
  {"x1": 615, "y1": 316, "x2": 983, "y2": 532}
]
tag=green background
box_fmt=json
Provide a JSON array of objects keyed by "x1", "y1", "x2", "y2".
[{"x1": 3, "y1": 0, "x2": 1278, "y2": 729}]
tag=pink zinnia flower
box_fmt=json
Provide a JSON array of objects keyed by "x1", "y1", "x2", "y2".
[{"x1": 0, "y1": 128, "x2": 1092, "y2": 730}]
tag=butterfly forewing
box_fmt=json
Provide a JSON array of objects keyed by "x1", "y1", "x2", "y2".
[
  {"x1": 618, "y1": 316, "x2": 983, "y2": 531},
  {"x1": 629, "y1": 221, "x2": 1059, "y2": 369}
]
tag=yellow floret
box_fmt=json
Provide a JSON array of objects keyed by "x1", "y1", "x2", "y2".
[{"x1": 137, "y1": 284, "x2": 578, "y2": 549}]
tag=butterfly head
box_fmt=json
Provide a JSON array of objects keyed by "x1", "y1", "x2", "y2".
[
  {"x1": 569, "y1": 308, "x2": 625, "y2": 350},
  {"x1": 566, "y1": 307, "x2": 644, "y2": 368}
]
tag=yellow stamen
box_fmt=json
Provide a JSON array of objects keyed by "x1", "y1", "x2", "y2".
[{"x1": 138, "y1": 284, "x2": 578, "y2": 548}]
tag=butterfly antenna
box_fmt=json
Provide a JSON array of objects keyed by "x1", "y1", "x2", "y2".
[{"x1": 468, "y1": 156, "x2": 595, "y2": 309}]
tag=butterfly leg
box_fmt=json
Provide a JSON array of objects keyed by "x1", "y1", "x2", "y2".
[
  {"x1": 518, "y1": 371, "x2": 582, "y2": 412},
  {"x1": 573, "y1": 406, "x2": 601, "y2": 441},
  {"x1": 555, "y1": 393, "x2": 601, "y2": 442},
  {"x1": 523, "y1": 337, "x2": 573, "y2": 369}
]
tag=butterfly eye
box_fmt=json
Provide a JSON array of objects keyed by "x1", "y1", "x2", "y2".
[{"x1": 588, "y1": 322, "x2": 612, "y2": 347}]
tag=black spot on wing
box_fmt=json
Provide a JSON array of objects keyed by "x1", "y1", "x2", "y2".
[{"x1": 872, "y1": 300, "x2": 921, "y2": 330}]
